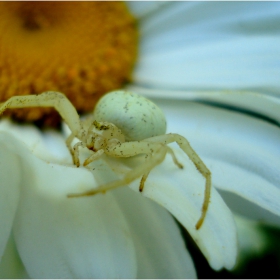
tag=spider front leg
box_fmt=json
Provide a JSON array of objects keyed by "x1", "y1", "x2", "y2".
[
  {"x1": 66, "y1": 132, "x2": 76, "y2": 160},
  {"x1": 66, "y1": 137, "x2": 105, "y2": 167},
  {"x1": 68, "y1": 141, "x2": 167, "y2": 197},
  {"x1": 0, "y1": 91, "x2": 83, "y2": 136},
  {"x1": 144, "y1": 133, "x2": 211, "y2": 230},
  {"x1": 137, "y1": 147, "x2": 183, "y2": 192},
  {"x1": 139, "y1": 154, "x2": 152, "y2": 192},
  {"x1": 83, "y1": 149, "x2": 105, "y2": 166},
  {"x1": 65, "y1": 132, "x2": 86, "y2": 167},
  {"x1": 166, "y1": 146, "x2": 184, "y2": 169}
]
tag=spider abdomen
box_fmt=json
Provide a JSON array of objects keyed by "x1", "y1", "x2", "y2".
[{"x1": 93, "y1": 90, "x2": 167, "y2": 141}]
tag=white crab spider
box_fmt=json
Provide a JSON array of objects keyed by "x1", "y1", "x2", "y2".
[{"x1": 0, "y1": 90, "x2": 211, "y2": 230}]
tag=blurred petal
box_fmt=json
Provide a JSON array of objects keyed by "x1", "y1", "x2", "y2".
[
  {"x1": 0, "y1": 131, "x2": 137, "y2": 278},
  {"x1": 234, "y1": 214, "x2": 268, "y2": 269},
  {"x1": 152, "y1": 98, "x2": 280, "y2": 225},
  {"x1": 127, "y1": 1, "x2": 168, "y2": 18},
  {"x1": 0, "y1": 236, "x2": 29, "y2": 279},
  {"x1": 80, "y1": 153, "x2": 198, "y2": 278},
  {"x1": 0, "y1": 133, "x2": 21, "y2": 260},
  {"x1": 128, "y1": 149, "x2": 237, "y2": 271},
  {"x1": 219, "y1": 190, "x2": 280, "y2": 227},
  {"x1": 113, "y1": 187, "x2": 197, "y2": 278},
  {"x1": 127, "y1": 87, "x2": 280, "y2": 125},
  {"x1": 0, "y1": 119, "x2": 72, "y2": 164},
  {"x1": 134, "y1": 2, "x2": 280, "y2": 92}
]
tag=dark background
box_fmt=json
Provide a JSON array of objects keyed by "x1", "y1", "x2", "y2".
[{"x1": 179, "y1": 223, "x2": 280, "y2": 279}]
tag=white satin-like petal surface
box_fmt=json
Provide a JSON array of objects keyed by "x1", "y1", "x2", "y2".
[
  {"x1": 128, "y1": 148, "x2": 237, "y2": 271},
  {"x1": 0, "y1": 134, "x2": 21, "y2": 260},
  {"x1": 0, "y1": 119, "x2": 72, "y2": 164},
  {"x1": 127, "y1": 1, "x2": 168, "y2": 18},
  {"x1": 113, "y1": 187, "x2": 197, "y2": 278},
  {"x1": 131, "y1": 2, "x2": 280, "y2": 93},
  {"x1": 72, "y1": 148, "x2": 198, "y2": 278},
  {"x1": 127, "y1": 87, "x2": 280, "y2": 125},
  {"x1": 0, "y1": 121, "x2": 199, "y2": 278},
  {"x1": 153, "y1": 98, "x2": 280, "y2": 225},
  {"x1": 0, "y1": 132, "x2": 137, "y2": 278}
]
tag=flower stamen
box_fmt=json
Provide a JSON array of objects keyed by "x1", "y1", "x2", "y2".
[{"x1": 0, "y1": 2, "x2": 138, "y2": 126}]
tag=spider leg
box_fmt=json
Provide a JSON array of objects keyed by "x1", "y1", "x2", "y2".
[
  {"x1": 0, "y1": 91, "x2": 83, "y2": 137},
  {"x1": 66, "y1": 132, "x2": 76, "y2": 160},
  {"x1": 139, "y1": 171, "x2": 150, "y2": 192},
  {"x1": 143, "y1": 134, "x2": 211, "y2": 230},
  {"x1": 68, "y1": 142, "x2": 167, "y2": 197},
  {"x1": 136, "y1": 145, "x2": 182, "y2": 193},
  {"x1": 166, "y1": 146, "x2": 184, "y2": 169},
  {"x1": 72, "y1": 142, "x2": 87, "y2": 167},
  {"x1": 83, "y1": 149, "x2": 104, "y2": 166},
  {"x1": 138, "y1": 153, "x2": 152, "y2": 192},
  {"x1": 68, "y1": 137, "x2": 105, "y2": 167}
]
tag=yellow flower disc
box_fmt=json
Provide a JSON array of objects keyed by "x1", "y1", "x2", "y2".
[{"x1": 0, "y1": 2, "x2": 138, "y2": 126}]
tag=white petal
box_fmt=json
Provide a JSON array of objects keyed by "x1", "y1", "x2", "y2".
[
  {"x1": 153, "y1": 98, "x2": 280, "y2": 225},
  {"x1": 0, "y1": 133, "x2": 21, "y2": 260},
  {"x1": 128, "y1": 149, "x2": 237, "y2": 271},
  {"x1": 0, "y1": 235, "x2": 29, "y2": 279},
  {"x1": 1, "y1": 123, "x2": 197, "y2": 278},
  {"x1": 63, "y1": 128, "x2": 236, "y2": 271},
  {"x1": 0, "y1": 119, "x2": 72, "y2": 164},
  {"x1": 219, "y1": 190, "x2": 280, "y2": 227},
  {"x1": 2, "y1": 138, "x2": 137, "y2": 278},
  {"x1": 78, "y1": 154, "x2": 197, "y2": 277},
  {"x1": 127, "y1": 1, "x2": 168, "y2": 18},
  {"x1": 134, "y1": 2, "x2": 280, "y2": 91},
  {"x1": 113, "y1": 187, "x2": 197, "y2": 278},
  {"x1": 138, "y1": 2, "x2": 280, "y2": 38},
  {"x1": 127, "y1": 87, "x2": 280, "y2": 124}
]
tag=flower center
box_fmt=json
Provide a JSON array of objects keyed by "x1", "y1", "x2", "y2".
[{"x1": 0, "y1": 2, "x2": 138, "y2": 126}]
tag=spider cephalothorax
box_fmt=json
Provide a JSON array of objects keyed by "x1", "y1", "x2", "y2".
[{"x1": 0, "y1": 90, "x2": 211, "y2": 229}]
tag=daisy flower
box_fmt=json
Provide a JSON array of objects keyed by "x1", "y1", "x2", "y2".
[{"x1": 0, "y1": 2, "x2": 280, "y2": 278}]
